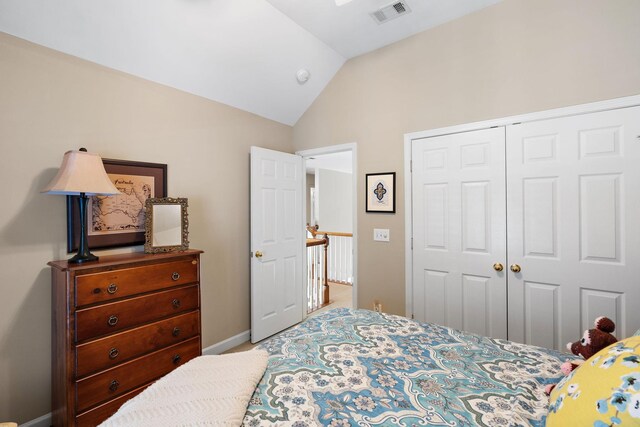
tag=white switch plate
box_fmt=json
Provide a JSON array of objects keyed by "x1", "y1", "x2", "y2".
[{"x1": 373, "y1": 228, "x2": 390, "y2": 242}]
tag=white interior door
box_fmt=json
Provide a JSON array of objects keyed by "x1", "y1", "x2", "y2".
[
  {"x1": 250, "y1": 146, "x2": 304, "y2": 343},
  {"x1": 412, "y1": 127, "x2": 507, "y2": 338},
  {"x1": 507, "y1": 106, "x2": 640, "y2": 349}
]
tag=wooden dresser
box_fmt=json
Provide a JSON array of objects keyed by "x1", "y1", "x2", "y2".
[{"x1": 49, "y1": 250, "x2": 203, "y2": 426}]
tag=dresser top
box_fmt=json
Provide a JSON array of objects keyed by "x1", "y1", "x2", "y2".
[{"x1": 48, "y1": 249, "x2": 203, "y2": 272}]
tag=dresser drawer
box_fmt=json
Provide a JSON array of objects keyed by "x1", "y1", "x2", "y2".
[
  {"x1": 75, "y1": 285, "x2": 199, "y2": 342},
  {"x1": 75, "y1": 383, "x2": 148, "y2": 427},
  {"x1": 76, "y1": 336, "x2": 200, "y2": 413},
  {"x1": 76, "y1": 310, "x2": 200, "y2": 377},
  {"x1": 75, "y1": 258, "x2": 198, "y2": 307}
]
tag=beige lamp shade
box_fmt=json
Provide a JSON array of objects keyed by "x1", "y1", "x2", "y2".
[{"x1": 42, "y1": 150, "x2": 120, "y2": 196}]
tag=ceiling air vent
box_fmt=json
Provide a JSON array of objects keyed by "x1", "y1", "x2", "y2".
[{"x1": 370, "y1": 1, "x2": 412, "y2": 24}]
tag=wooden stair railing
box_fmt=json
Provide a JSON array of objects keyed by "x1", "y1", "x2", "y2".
[
  {"x1": 314, "y1": 229, "x2": 353, "y2": 285},
  {"x1": 307, "y1": 235, "x2": 329, "y2": 309},
  {"x1": 305, "y1": 225, "x2": 354, "y2": 312},
  {"x1": 306, "y1": 224, "x2": 319, "y2": 237},
  {"x1": 316, "y1": 231, "x2": 353, "y2": 238}
]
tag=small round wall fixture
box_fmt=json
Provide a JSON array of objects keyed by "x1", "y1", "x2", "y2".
[{"x1": 296, "y1": 68, "x2": 310, "y2": 84}]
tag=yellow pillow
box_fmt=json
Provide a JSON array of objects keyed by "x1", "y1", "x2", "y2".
[{"x1": 547, "y1": 335, "x2": 640, "y2": 426}]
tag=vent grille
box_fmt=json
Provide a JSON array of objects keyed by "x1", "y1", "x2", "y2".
[
  {"x1": 370, "y1": 1, "x2": 411, "y2": 24},
  {"x1": 393, "y1": 2, "x2": 406, "y2": 13},
  {"x1": 372, "y1": 10, "x2": 387, "y2": 22}
]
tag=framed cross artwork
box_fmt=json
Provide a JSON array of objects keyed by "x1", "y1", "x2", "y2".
[{"x1": 365, "y1": 172, "x2": 396, "y2": 213}]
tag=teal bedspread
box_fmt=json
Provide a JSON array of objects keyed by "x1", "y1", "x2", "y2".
[{"x1": 243, "y1": 308, "x2": 570, "y2": 426}]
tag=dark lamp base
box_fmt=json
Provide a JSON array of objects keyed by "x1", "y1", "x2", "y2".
[
  {"x1": 68, "y1": 252, "x2": 99, "y2": 264},
  {"x1": 70, "y1": 193, "x2": 100, "y2": 264}
]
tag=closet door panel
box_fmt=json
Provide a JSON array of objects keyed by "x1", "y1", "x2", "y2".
[
  {"x1": 580, "y1": 289, "x2": 623, "y2": 334},
  {"x1": 507, "y1": 106, "x2": 640, "y2": 349},
  {"x1": 413, "y1": 269, "x2": 448, "y2": 326},
  {"x1": 412, "y1": 128, "x2": 507, "y2": 338},
  {"x1": 524, "y1": 281, "x2": 559, "y2": 351},
  {"x1": 579, "y1": 174, "x2": 622, "y2": 263},
  {"x1": 522, "y1": 177, "x2": 558, "y2": 258}
]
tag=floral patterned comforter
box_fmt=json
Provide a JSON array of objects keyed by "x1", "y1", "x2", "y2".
[{"x1": 243, "y1": 308, "x2": 571, "y2": 426}]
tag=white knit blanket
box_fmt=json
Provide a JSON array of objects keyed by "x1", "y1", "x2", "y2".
[{"x1": 99, "y1": 350, "x2": 269, "y2": 427}]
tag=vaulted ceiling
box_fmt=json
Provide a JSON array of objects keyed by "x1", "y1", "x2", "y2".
[{"x1": 0, "y1": 0, "x2": 502, "y2": 125}]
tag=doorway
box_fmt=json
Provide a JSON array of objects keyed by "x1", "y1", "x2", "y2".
[{"x1": 298, "y1": 143, "x2": 357, "y2": 316}]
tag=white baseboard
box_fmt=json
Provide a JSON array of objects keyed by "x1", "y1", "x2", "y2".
[
  {"x1": 202, "y1": 329, "x2": 251, "y2": 355},
  {"x1": 20, "y1": 412, "x2": 51, "y2": 427}
]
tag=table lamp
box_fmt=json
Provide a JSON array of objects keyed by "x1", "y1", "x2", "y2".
[{"x1": 42, "y1": 148, "x2": 120, "y2": 263}]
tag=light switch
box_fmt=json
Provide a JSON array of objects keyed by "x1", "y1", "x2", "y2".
[{"x1": 373, "y1": 228, "x2": 390, "y2": 242}]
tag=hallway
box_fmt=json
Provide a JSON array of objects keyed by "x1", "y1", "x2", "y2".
[{"x1": 308, "y1": 282, "x2": 352, "y2": 318}]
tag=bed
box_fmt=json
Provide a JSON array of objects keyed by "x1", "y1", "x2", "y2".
[
  {"x1": 103, "y1": 307, "x2": 572, "y2": 426},
  {"x1": 242, "y1": 308, "x2": 571, "y2": 426}
]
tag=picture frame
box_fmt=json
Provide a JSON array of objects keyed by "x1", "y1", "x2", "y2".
[
  {"x1": 67, "y1": 158, "x2": 167, "y2": 252},
  {"x1": 144, "y1": 197, "x2": 189, "y2": 254},
  {"x1": 366, "y1": 172, "x2": 396, "y2": 213}
]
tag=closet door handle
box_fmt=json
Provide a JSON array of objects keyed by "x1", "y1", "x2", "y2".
[
  {"x1": 493, "y1": 263, "x2": 504, "y2": 272},
  {"x1": 510, "y1": 264, "x2": 521, "y2": 273}
]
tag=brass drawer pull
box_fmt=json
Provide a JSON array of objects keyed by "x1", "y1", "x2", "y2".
[
  {"x1": 107, "y1": 315, "x2": 119, "y2": 327},
  {"x1": 172, "y1": 299, "x2": 181, "y2": 309},
  {"x1": 172, "y1": 327, "x2": 181, "y2": 337},
  {"x1": 171, "y1": 272, "x2": 181, "y2": 281},
  {"x1": 107, "y1": 283, "x2": 118, "y2": 294},
  {"x1": 172, "y1": 354, "x2": 181, "y2": 365},
  {"x1": 109, "y1": 379, "x2": 120, "y2": 392},
  {"x1": 108, "y1": 348, "x2": 119, "y2": 360}
]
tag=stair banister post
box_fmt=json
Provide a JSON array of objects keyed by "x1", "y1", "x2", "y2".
[{"x1": 323, "y1": 234, "x2": 329, "y2": 305}]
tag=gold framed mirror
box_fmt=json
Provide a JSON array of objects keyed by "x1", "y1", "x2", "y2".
[{"x1": 144, "y1": 197, "x2": 189, "y2": 253}]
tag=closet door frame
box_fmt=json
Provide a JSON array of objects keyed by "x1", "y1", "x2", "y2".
[{"x1": 404, "y1": 94, "x2": 640, "y2": 319}]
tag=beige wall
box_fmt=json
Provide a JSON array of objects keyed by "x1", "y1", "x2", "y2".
[
  {"x1": 0, "y1": 33, "x2": 292, "y2": 423},
  {"x1": 292, "y1": 0, "x2": 640, "y2": 315}
]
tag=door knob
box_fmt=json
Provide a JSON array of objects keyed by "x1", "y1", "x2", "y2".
[
  {"x1": 510, "y1": 264, "x2": 521, "y2": 273},
  {"x1": 255, "y1": 251, "x2": 263, "y2": 259},
  {"x1": 493, "y1": 263, "x2": 504, "y2": 272}
]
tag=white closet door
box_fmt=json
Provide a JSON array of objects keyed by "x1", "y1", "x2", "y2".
[
  {"x1": 412, "y1": 128, "x2": 507, "y2": 338},
  {"x1": 507, "y1": 106, "x2": 640, "y2": 350}
]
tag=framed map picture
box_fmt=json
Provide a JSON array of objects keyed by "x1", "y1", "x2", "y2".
[
  {"x1": 66, "y1": 159, "x2": 167, "y2": 252},
  {"x1": 366, "y1": 172, "x2": 395, "y2": 213}
]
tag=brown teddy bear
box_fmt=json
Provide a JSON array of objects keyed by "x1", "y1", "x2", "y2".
[{"x1": 545, "y1": 316, "x2": 618, "y2": 395}]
